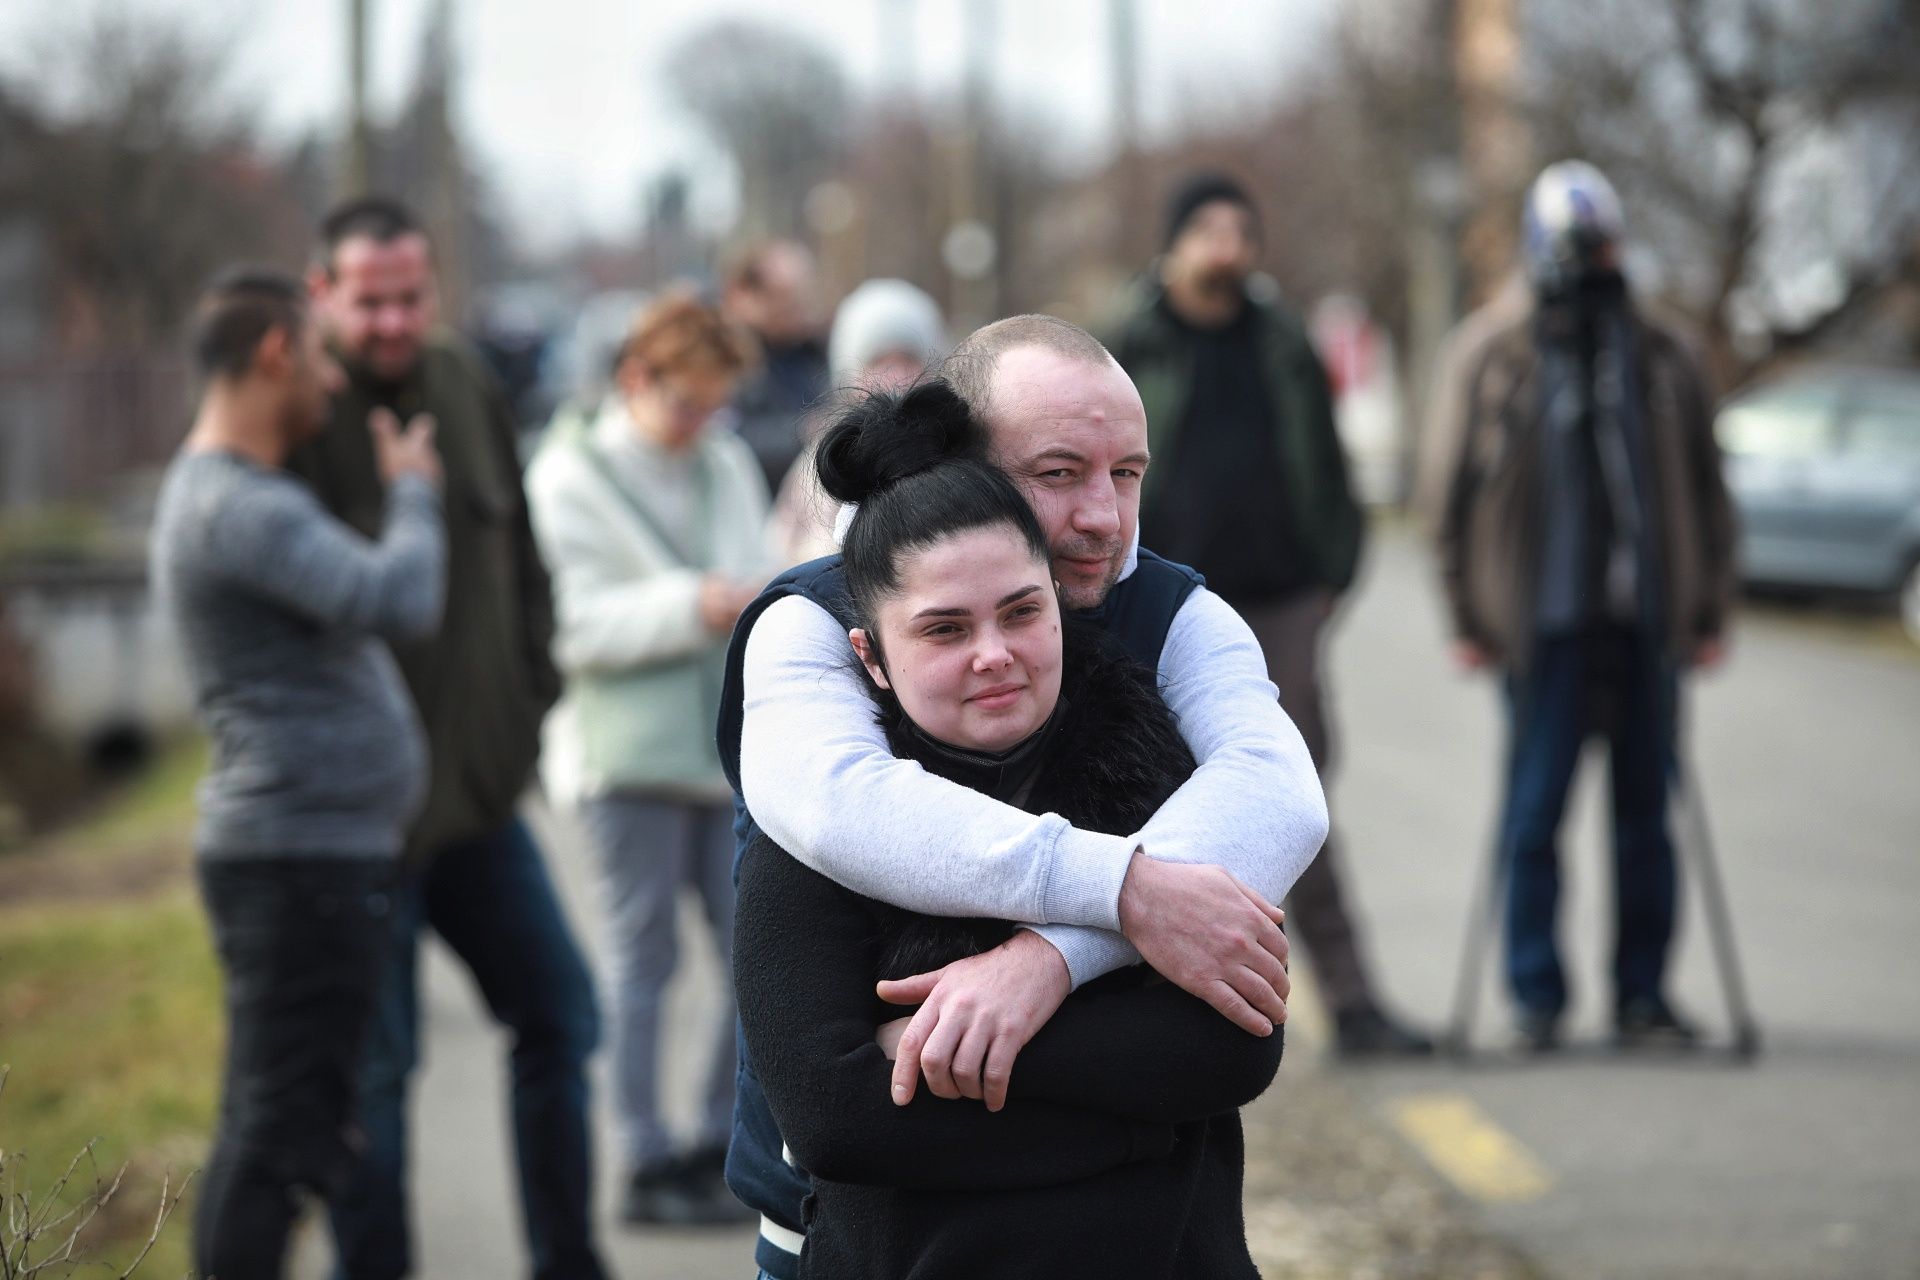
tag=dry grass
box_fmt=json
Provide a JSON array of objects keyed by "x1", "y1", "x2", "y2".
[{"x1": 0, "y1": 739, "x2": 218, "y2": 1277}]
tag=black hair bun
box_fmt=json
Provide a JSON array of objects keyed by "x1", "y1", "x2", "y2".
[{"x1": 815, "y1": 378, "x2": 985, "y2": 505}]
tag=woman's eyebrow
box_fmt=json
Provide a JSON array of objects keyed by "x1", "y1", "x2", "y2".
[{"x1": 908, "y1": 584, "x2": 1042, "y2": 621}]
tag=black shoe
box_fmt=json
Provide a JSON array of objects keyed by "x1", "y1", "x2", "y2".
[
  {"x1": 1333, "y1": 1006, "x2": 1435, "y2": 1059},
  {"x1": 1513, "y1": 1008, "x2": 1561, "y2": 1054},
  {"x1": 621, "y1": 1154, "x2": 749, "y2": 1228},
  {"x1": 1614, "y1": 997, "x2": 1699, "y2": 1051}
]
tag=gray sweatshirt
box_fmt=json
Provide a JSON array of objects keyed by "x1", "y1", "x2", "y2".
[{"x1": 150, "y1": 451, "x2": 446, "y2": 860}]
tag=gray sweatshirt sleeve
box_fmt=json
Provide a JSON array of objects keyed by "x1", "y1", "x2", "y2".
[{"x1": 222, "y1": 473, "x2": 447, "y2": 641}]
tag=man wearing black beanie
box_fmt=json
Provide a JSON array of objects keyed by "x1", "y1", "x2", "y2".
[{"x1": 1107, "y1": 172, "x2": 1432, "y2": 1058}]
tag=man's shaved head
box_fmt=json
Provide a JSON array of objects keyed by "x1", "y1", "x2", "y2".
[
  {"x1": 941, "y1": 314, "x2": 1114, "y2": 430},
  {"x1": 939, "y1": 315, "x2": 1149, "y2": 610}
]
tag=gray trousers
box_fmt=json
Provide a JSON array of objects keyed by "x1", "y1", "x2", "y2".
[
  {"x1": 1239, "y1": 590, "x2": 1380, "y2": 1015},
  {"x1": 578, "y1": 791, "x2": 738, "y2": 1172}
]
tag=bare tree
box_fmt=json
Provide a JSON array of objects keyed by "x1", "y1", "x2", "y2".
[
  {"x1": 0, "y1": 11, "x2": 306, "y2": 352},
  {"x1": 664, "y1": 21, "x2": 851, "y2": 242},
  {"x1": 1525, "y1": 0, "x2": 1920, "y2": 384}
]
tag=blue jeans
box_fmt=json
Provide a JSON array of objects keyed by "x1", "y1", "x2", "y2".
[
  {"x1": 329, "y1": 818, "x2": 607, "y2": 1280},
  {"x1": 1499, "y1": 626, "x2": 1679, "y2": 1017}
]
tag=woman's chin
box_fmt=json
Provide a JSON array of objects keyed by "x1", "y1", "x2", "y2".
[{"x1": 960, "y1": 710, "x2": 1046, "y2": 754}]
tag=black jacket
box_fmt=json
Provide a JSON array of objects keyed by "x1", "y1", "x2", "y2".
[
  {"x1": 733, "y1": 627, "x2": 1281, "y2": 1279},
  {"x1": 1107, "y1": 274, "x2": 1363, "y2": 595},
  {"x1": 286, "y1": 338, "x2": 561, "y2": 862}
]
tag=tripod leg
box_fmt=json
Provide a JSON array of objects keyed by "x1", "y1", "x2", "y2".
[{"x1": 1672, "y1": 754, "x2": 1763, "y2": 1060}]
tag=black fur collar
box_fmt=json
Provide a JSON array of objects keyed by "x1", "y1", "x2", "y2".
[{"x1": 872, "y1": 622, "x2": 1197, "y2": 982}]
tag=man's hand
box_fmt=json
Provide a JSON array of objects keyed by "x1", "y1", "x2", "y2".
[
  {"x1": 698, "y1": 575, "x2": 758, "y2": 634},
  {"x1": 873, "y1": 929, "x2": 1071, "y2": 1113},
  {"x1": 370, "y1": 408, "x2": 441, "y2": 488},
  {"x1": 1116, "y1": 851, "x2": 1289, "y2": 1037},
  {"x1": 1452, "y1": 639, "x2": 1491, "y2": 672}
]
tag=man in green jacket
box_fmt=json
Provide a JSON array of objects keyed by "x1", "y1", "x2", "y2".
[
  {"x1": 1108, "y1": 173, "x2": 1430, "y2": 1058},
  {"x1": 289, "y1": 197, "x2": 609, "y2": 1280}
]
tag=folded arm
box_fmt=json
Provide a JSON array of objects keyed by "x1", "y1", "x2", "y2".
[
  {"x1": 526, "y1": 454, "x2": 715, "y2": 675},
  {"x1": 1008, "y1": 976, "x2": 1284, "y2": 1124},
  {"x1": 732, "y1": 839, "x2": 1172, "y2": 1192},
  {"x1": 1028, "y1": 587, "x2": 1328, "y2": 981}
]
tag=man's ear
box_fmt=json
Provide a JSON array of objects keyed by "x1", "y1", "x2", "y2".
[
  {"x1": 849, "y1": 628, "x2": 890, "y2": 689},
  {"x1": 305, "y1": 264, "x2": 331, "y2": 306},
  {"x1": 255, "y1": 325, "x2": 294, "y2": 379}
]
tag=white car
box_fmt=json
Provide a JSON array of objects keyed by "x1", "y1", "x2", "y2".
[{"x1": 1717, "y1": 367, "x2": 1920, "y2": 642}]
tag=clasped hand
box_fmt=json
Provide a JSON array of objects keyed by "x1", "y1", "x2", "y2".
[{"x1": 872, "y1": 851, "x2": 1289, "y2": 1113}]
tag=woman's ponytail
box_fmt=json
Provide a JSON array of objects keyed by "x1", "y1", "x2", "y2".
[{"x1": 814, "y1": 379, "x2": 985, "y2": 506}]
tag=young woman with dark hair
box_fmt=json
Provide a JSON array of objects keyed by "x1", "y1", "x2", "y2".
[{"x1": 731, "y1": 380, "x2": 1281, "y2": 1279}]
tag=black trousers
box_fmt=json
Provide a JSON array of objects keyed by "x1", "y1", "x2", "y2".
[{"x1": 194, "y1": 856, "x2": 394, "y2": 1280}]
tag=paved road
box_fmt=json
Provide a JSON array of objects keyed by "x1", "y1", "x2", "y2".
[
  {"x1": 300, "y1": 521, "x2": 1919, "y2": 1279},
  {"x1": 295, "y1": 798, "x2": 758, "y2": 1279},
  {"x1": 1321, "y1": 524, "x2": 1920, "y2": 1279}
]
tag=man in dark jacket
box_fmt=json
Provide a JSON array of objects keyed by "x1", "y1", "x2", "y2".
[
  {"x1": 722, "y1": 239, "x2": 829, "y2": 494},
  {"x1": 290, "y1": 196, "x2": 609, "y2": 1280},
  {"x1": 1423, "y1": 161, "x2": 1736, "y2": 1052},
  {"x1": 1108, "y1": 173, "x2": 1431, "y2": 1058}
]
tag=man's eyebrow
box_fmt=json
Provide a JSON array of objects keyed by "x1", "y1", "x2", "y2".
[
  {"x1": 1020, "y1": 446, "x2": 1151, "y2": 468},
  {"x1": 1022, "y1": 446, "x2": 1088, "y2": 467}
]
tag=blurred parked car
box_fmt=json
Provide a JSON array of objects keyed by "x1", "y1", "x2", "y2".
[{"x1": 1717, "y1": 367, "x2": 1920, "y2": 642}]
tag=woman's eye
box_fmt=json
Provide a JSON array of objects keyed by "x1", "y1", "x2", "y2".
[
  {"x1": 1006, "y1": 604, "x2": 1041, "y2": 623},
  {"x1": 922, "y1": 623, "x2": 962, "y2": 639}
]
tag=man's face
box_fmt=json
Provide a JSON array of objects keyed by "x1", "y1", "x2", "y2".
[
  {"x1": 311, "y1": 233, "x2": 437, "y2": 382},
  {"x1": 285, "y1": 314, "x2": 347, "y2": 441},
  {"x1": 730, "y1": 245, "x2": 819, "y2": 346},
  {"x1": 984, "y1": 346, "x2": 1150, "y2": 611},
  {"x1": 1166, "y1": 200, "x2": 1259, "y2": 296}
]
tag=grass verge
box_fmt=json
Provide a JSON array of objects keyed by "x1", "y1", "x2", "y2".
[{"x1": 1, "y1": 739, "x2": 217, "y2": 1277}]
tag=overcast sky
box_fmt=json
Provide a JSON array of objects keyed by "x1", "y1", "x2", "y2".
[{"x1": 1, "y1": 0, "x2": 1336, "y2": 252}]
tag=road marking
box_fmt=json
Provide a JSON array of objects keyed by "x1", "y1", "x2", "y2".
[{"x1": 1386, "y1": 1093, "x2": 1554, "y2": 1203}]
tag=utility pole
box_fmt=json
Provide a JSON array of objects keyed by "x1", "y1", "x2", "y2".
[
  {"x1": 344, "y1": 0, "x2": 372, "y2": 197},
  {"x1": 418, "y1": 0, "x2": 469, "y2": 320},
  {"x1": 1452, "y1": 0, "x2": 1529, "y2": 303},
  {"x1": 945, "y1": 0, "x2": 1000, "y2": 326},
  {"x1": 1110, "y1": 0, "x2": 1142, "y2": 262}
]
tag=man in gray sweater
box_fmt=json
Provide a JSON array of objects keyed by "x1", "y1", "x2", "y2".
[{"x1": 150, "y1": 269, "x2": 444, "y2": 1279}]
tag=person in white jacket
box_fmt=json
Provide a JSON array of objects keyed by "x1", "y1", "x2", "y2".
[{"x1": 526, "y1": 290, "x2": 775, "y2": 1226}]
